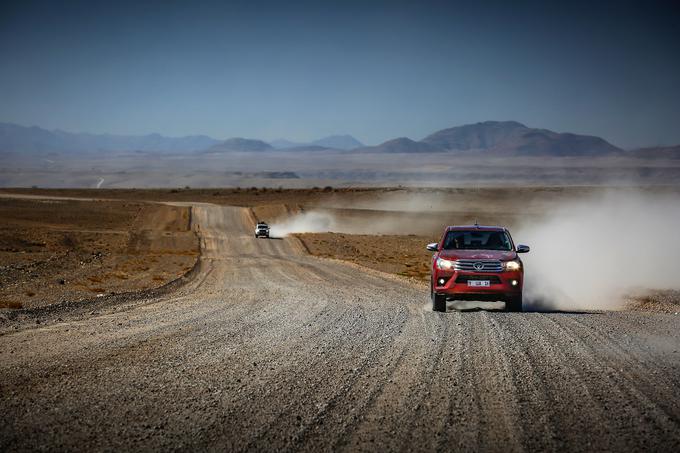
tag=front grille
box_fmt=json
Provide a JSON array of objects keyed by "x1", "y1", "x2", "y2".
[
  {"x1": 454, "y1": 259, "x2": 503, "y2": 273},
  {"x1": 455, "y1": 274, "x2": 502, "y2": 284}
]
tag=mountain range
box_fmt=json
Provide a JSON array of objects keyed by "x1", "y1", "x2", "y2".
[
  {"x1": 0, "y1": 122, "x2": 220, "y2": 153},
  {"x1": 0, "y1": 122, "x2": 364, "y2": 154},
  {"x1": 1, "y1": 120, "x2": 677, "y2": 157}
]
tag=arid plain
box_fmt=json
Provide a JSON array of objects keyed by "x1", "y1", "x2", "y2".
[{"x1": 1, "y1": 186, "x2": 679, "y2": 451}]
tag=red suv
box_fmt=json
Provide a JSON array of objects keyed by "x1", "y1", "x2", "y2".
[{"x1": 427, "y1": 225, "x2": 529, "y2": 312}]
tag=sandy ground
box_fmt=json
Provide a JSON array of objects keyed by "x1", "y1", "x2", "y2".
[
  {"x1": 3, "y1": 185, "x2": 679, "y2": 210},
  {"x1": 3, "y1": 152, "x2": 680, "y2": 188},
  {"x1": 0, "y1": 186, "x2": 356, "y2": 206},
  {"x1": 1, "y1": 196, "x2": 680, "y2": 451},
  {"x1": 0, "y1": 197, "x2": 197, "y2": 310}
]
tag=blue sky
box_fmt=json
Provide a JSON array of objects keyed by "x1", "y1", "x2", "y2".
[{"x1": 1, "y1": 0, "x2": 679, "y2": 147}]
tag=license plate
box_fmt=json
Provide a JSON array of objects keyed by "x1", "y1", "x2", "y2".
[{"x1": 467, "y1": 280, "x2": 490, "y2": 287}]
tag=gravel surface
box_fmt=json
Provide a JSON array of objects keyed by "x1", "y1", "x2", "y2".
[{"x1": 2, "y1": 204, "x2": 680, "y2": 452}]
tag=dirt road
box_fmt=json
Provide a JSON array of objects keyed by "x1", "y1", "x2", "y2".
[{"x1": 2, "y1": 204, "x2": 680, "y2": 452}]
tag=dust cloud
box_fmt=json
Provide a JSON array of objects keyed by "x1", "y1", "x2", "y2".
[
  {"x1": 517, "y1": 191, "x2": 680, "y2": 311},
  {"x1": 269, "y1": 212, "x2": 333, "y2": 237},
  {"x1": 270, "y1": 191, "x2": 455, "y2": 236}
]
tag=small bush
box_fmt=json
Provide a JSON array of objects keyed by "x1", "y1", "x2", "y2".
[{"x1": 61, "y1": 234, "x2": 78, "y2": 249}]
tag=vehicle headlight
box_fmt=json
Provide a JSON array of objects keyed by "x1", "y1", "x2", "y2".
[
  {"x1": 436, "y1": 258, "x2": 455, "y2": 270},
  {"x1": 504, "y1": 259, "x2": 521, "y2": 271}
]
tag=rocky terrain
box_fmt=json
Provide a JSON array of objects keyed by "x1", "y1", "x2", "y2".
[{"x1": 0, "y1": 196, "x2": 197, "y2": 311}]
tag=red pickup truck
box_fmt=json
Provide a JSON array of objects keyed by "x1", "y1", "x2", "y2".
[{"x1": 427, "y1": 225, "x2": 530, "y2": 312}]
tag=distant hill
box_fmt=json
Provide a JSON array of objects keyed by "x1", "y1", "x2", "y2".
[
  {"x1": 629, "y1": 145, "x2": 680, "y2": 159},
  {"x1": 205, "y1": 138, "x2": 274, "y2": 152},
  {"x1": 358, "y1": 137, "x2": 443, "y2": 153},
  {"x1": 0, "y1": 122, "x2": 220, "y2": 153},
  {"x1": 269, "y1": 139, "x2": 303, "y2": 149},
  {"x1": 270, "y1": 134, "x2": 363, "y2": 150},
  {"x1": 421, "y1": 121, "x2": 622, "y2": 156},
  {"x1": 423, "y1": 121, "x2": 527, "y2": 151},
  {"x1": 311, "y1": 135, "x2": 363, "y2": 150}
]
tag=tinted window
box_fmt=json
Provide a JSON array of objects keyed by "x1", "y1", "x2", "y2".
[{"x1": 442, "y1": 230, "x2": 512, "y2": 251}]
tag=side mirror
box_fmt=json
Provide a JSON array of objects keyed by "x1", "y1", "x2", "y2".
[
  {"x1": 516, "y1": 244, "x2": 530, "y2": 253},
  {"x1": 426, "y1": 243, "x2": 439, "y2": 252}
]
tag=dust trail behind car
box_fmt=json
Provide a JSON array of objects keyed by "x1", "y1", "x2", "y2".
[
  {"x1": 269, "y1": 212, "x2": 333, "y2": 237},
  {"x1": 516, "y1": 190, "x2": 680, "y2": 311}
]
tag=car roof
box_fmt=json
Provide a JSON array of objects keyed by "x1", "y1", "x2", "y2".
[{"x1": 445, "y1": 225, "x2": 506, "y2": 232}]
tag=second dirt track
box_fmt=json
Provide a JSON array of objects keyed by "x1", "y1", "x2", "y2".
[{"x1": 2, "y1": 203, "x2": 680, "y2": 452}]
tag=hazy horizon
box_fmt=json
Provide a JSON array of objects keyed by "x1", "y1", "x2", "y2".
[
  {"x1": 0, "y1": 119, "x2": 364, "y2": 145},
  {"x1": 2, "y1": 118, "x2": 664, "y2": 150}
]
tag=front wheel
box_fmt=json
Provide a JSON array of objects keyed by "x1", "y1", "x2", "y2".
[
  {"x1": 432, "y1": 293, "x2": 446, "y2": 312},
  {"x1": 505, "y1": 295, "x2": 523, "y2": 312}
]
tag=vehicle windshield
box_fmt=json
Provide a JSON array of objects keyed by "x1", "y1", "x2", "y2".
[{"x1": 442, "y1": 230, "x2": 512, "y2": 251}]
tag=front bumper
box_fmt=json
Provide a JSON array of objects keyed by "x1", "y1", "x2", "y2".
[{"x1": 433, "y1": 270, "x2": 522, "y2": 300}]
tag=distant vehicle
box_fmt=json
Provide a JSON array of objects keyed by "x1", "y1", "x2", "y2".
[
  {"x1": 255, "y1": 221, "x2": 270, "y2": 238},
  {"x1": 426, "y1": 225, "x2": 529, "y2": 312}
]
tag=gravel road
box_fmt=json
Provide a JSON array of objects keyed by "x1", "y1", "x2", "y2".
[{"x1": 2, "y1": 204, "x2": 680, "y2": 452}]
